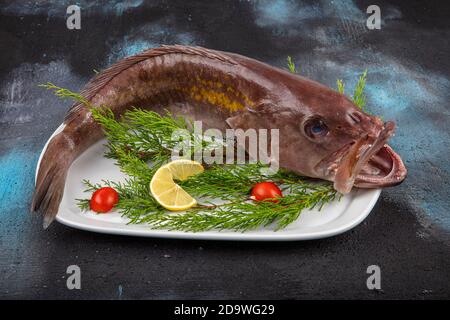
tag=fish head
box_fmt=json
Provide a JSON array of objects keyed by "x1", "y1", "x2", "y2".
[
  {"x1": 227, "y1": 86, "x2": 407, "y2": 194},
  {"x1": 288, "y1": 90, "x2": 407, "y2": 193},
  {"x1": 291, "y1": 92, "x2": 408, "y2": 193}
]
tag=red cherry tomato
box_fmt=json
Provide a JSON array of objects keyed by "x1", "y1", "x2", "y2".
[
  {"x1": 90, "y1": 187, "x2": 119, "y2": 213},
  {"x1": 250, "y1": 182, "x2": 282, "y2": 203}
]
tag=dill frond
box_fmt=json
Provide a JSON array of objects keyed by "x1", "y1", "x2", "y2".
[
  {"x1": 75, "y1": 198, "x2": 90, "y2": 210},
  {"x1": 287, "y1": 56, "x2": 298, "y2": 74},
  {"x1": 40, "y1": 82, "x2": 91, "y2": 107},
  {"x1": 334, "y1": 70, "x2": 368, "y2": 112},
  {"x1": 352, "y1": 69, "x2": 367, "y2": 111},
  {"x1": 336, "y1": 79, "x2": 345, "y2": 94}
]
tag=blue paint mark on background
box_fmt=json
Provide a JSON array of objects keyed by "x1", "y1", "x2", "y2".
[
  {"x1": 254, "y1": 0, "x2": 363, "y2": 28},
  {"x1": 1, "y1": 0, "x2": 144, "y2": 16},
  {"x1": 107, "y1": 24, "x2": 198, "y2": 64},
  {"x1": 113, "y1": 0, "x2": 143, "y2": 16},
  {"x1": 254, "y1": 0, "x2": 318, "y2": 26},
  {"x1": 0, "y1": 150, "x2": 39, "y2": 212},
  {"x1": 0, "y1": 149, "x2": 40, "y2": 255}
]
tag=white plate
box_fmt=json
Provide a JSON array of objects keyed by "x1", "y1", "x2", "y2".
[{"x1": 37, "y1": 124, "x2": 381, "y2": 241}]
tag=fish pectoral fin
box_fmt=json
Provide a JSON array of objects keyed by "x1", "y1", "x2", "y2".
[
  {"x1": 225, "y1": 111, "x2": 259, "y2": 162},
  {"x1": 247, "y1": 101, "x2": 278, "y2": 114},
  {"x1": 225, "y1": 112, "x2": 249, "y2": 129},
  {"x1": 226, "y1": 101, "x2": 277, "y2": 128}
]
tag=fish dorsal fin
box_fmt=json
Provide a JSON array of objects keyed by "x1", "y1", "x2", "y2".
[{"x1": 65, "y1": 45, "x2": 238, "y2": 122}]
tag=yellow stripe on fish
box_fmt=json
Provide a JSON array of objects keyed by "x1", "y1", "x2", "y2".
[{"x1": 176, "y1": 77, "x2": 254, "y2": 112}]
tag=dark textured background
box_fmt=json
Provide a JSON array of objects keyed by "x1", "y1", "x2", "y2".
[{"x1": 0, "y1": 0, "x2": 449, "y2": 299}]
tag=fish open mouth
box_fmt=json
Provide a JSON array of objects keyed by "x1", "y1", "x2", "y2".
[
  {"x1": 321, "y1": 121, "x2": 407, "y2": 194},
  {"x1": 354, "y1": 143, "x2": 406, "y2": 189}
]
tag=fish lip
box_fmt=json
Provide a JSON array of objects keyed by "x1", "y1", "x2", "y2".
[{"x1": 332, "y1": 121, "x2": 403, "y2": 193}]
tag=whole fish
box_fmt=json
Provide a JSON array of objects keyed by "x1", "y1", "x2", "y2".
[{"x1": 32, "y1": 45, "x2": 407, "y2": 228}]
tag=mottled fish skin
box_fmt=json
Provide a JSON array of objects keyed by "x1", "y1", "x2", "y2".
[{"x1": 32, "y1": 45, "x2": 406, "y2": 228}]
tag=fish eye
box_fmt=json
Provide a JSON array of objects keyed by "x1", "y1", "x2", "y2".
[{"x1": 304, "y1": 118, "x2": 329, "y2": 139}]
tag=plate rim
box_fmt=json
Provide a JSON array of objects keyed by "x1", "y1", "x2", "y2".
[{"x1": 37, "y1": 124, "x2": 381, "y2": 241}]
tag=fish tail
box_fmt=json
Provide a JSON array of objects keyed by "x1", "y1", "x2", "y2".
[{"x1": 31, "y1": 131, "x2": 75, "y2": 229}]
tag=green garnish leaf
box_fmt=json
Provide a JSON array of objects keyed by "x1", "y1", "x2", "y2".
[
  {"x1": 352, "y1": 69, "x2": 367, "y2": 111},
  {"x1": 287, "y1": 56, "x2": 298, "y2": 74},
  {"x1": 336, "y1": 79, "x2": 345, "y2": 94}
]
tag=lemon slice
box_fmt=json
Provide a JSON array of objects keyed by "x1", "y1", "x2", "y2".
[{"x1": 150, "y1": 159, "x2": 204, "y2": 211}]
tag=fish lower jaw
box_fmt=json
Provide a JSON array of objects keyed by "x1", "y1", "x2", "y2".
[
  {"x1": 314, "y1": 124, "x2": 406, "y2": 192},
  {"x1": 354, "y1": 144, "x2": 407, "y2": 188},
  {"x1": 325, "y1": 144, "x2": 407, "y2": 193}
]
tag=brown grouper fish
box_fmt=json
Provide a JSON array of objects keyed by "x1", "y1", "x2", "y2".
[{"x1": 32, "y1": 45, "x2": 407, "y2": 228}]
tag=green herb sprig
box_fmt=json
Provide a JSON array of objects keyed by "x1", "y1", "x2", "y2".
[
  {"x1": 336, "y1": 79, "x2": 345, "y2": 94},
  {"x1": 287, "y1": 56, "x2": 298, "y2": 74},
  {"x1": 336, "y1": 70, "x2": 367, "y2": 110},
  {"x1": 351, "y1": 69, "x2": 368, "y2": 111},
  {"x1": 285, "y1": 58, "x2": 368, "y2": 111}
]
